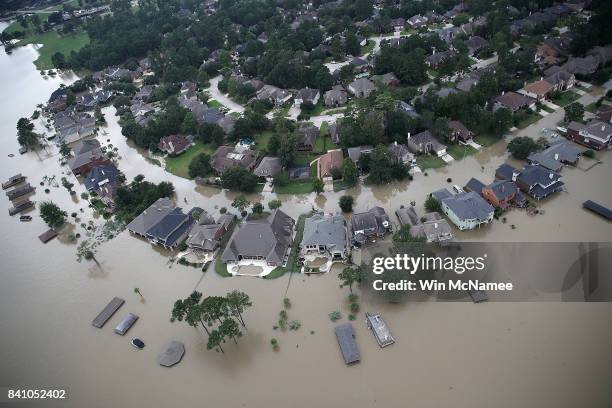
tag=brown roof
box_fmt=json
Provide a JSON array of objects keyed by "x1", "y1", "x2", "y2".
[
  {"x1": 522, "y1": 80, "x2": 554, "y2": 96},
  {"x1": 212, "y1": 145, "x2": 258, "y2": 173},
  {"x1": 495, "y1": 91, "x2": 534, "y2": 110},
  {"x1": 317, "y1": 149, "x2": 343, "y2": 179},
  {"x1": 448, "y1": 120, "x2": 472, "y2": 139}
]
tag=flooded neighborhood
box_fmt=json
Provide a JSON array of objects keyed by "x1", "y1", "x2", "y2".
[{"x1": 1, "y1": 1, "x2": 612, "y2": 406}]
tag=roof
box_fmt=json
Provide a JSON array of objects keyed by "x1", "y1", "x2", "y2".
[
  {"x1": 517, "y1": 165, "x2": 561, "y2": 187},
  {"x1": 347, "y1": 145, "x2": 373, "y2": 163},
  {"x1": 495, "y1": 91, "x2": 534, "y2": 110},
  {"x1": 295, "y1": 87, "x2": 319, "y2": 102},
  {"x1": 348, "y1": 78, "x2": 376, "y2": 94},
  {"x1": 126, "y1": 197, "x2": 175, "y2": 236},
  {"x1": 465, "y1": 177, "x2": 485, "y2": 194},
  {"x1": 448, "y1": 120, "x2": 472, "y2": 139},
  {"x1": 522, "y1": 79, "x2": 554, "y2": 96},
  {"x1": 527, "y1": 140, "x2": 583, "y2": 171},
  {"x1": 496, "y1": 163, "x2": 517, "y2": 180},
  {"x1": 324, "y1": 88, "x2": 348, "y2": 105},
  {"x1": 157, "y1": 341, "x2": 185, "y2": 367},
  {"x1": 431, "y1": 188, "x2": 453, "y2": 201},
  {"x1": 72, "y1": 139, "x2": 101, "y2": 156},
  {"x1": 302, "y1": 214, "x2": 347, "y2": 252},
  {"x1": 212, "y1": 145, "x2": 258, "y2": 173},
  {"x1": 486, "y1": 180, "x2": 519, "y2": 201},
  {"x1": 297, "y1": 126, "x2": 319, "y2": 148},
  {"x1": 409, "y1": 130, "x2": 446, "y2": 152},
  {"x1": 442, "y1": 191, "x2": 494, "y2": 221},
  {"x1": 222, "y1": 210, "x2": 295, "y2": 265},
  {"x1": 395, "y1": 206, "x2": 420, "y2": 226},
  {"x1": 335, "y1": 323, "x2": 360, "y2": 364},
  {"x1": 187, "y1": 221, "x2": 224, "y2": 251},
  {"x1": 581, "y1": 121, "x2": 612, "y2": 141},
  {"x1": 145, "y1": 207, "x2": 192, "y2": 246},
  {"x1": 350, "y1": 206, "x2": 389, "y2": 237},
  {"x1": 158, "y1": 134, "x2": 191, "y2": 154},
  {"x1": 253, "y1": 156, "x2": 282, "y2": 178},
  {"x1": 318, "y1": 149, "x2": 343, "y2": 178},
  {"x1": 84, "y1": 163, "x2": 122, "y2": 192}
]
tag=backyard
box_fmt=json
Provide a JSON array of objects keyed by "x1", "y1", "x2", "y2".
[
  {"x1": 551, "y1": 90, "x2": 581, "y2": 107},
  {"x1": 165, "y1": 140, "x2": 215, "y2": 179},
  {"x1": 447, "y1": 143, "x2": 477, "y2": 160},
  {"x1": 416, "y1": 155, "x2": 446, "y2": 169}
]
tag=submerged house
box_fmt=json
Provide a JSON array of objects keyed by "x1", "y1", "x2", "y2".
[
  {"x1": 527, "y1": 140, "x2": 583, "y2": 171},
  {"x1": 350, "y1": 206, "x2": 391, "y2": 244},
  {"x1": 301, "y1": 214, "x2": 349, "y2": 261},
  {"x1": 126, "y1": 197, "x2": 197, "y2": 248},
  {"x1": 407, "y1": 130, "x2": 447, "y2": 157},
  {"x1": 186, "y1": 213, "x2": 235, "y2": 252},
  {"x1": 566, "y1": 120, "x2": 612, "y2": 150},
  {"x1": 221, "y1": 210, "x2": 295, "y2": 267},
  {"x1": 67, "y1": 139, "x2": 109, "y2": 176},
  {"x1": 83, "y1": 163, "x2": 123, "y2": 208},
  {"x1": 395, "y1": 206, "x2": 453, "y2": 242},
  {"x1": 335, "y1": 323, "x2": 360, "y2": 365},
  {"x1": 496, "y1": 164, "x2": 564, "y2": 200},
  {"x1": 433, "y1": 189, "x2": 494, "y2": 230}
]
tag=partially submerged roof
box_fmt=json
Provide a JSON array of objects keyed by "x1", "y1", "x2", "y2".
[
  {"x1": 302, "y1": 214, "x2": 347, "y2": 252},
  {"x1": 126, "y1": 197, "x2": 175, "y2": 236},
  {"x1": 335, "y1": 323, "x2": 360, "y2": 364},
  {"x1": 158, "y1": 341, "x2": 185, "y2": 367},
  {"x1": 442, "y1": 191, "x2": 494, "y2": 221},
  {"x1": 253, "y1": 156, "x2": 282, "y2": 178}
]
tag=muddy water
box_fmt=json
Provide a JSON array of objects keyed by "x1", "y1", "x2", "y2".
[{"x1": 0, "y1": 32, "x2": 611, "y2": 408}]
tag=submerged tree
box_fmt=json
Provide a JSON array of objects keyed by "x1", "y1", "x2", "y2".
[
  {"x1": 39, "y1": 201, "x2": 67, "y2": 228},
  {"x1": 225, "y1": 290, "x2": 252, "y2": 329},
  {"x1": 338, "y1": 266, "x2": 366, "y2": 294},
  {"x1": 76, "y1": 239, "x2": 100, "y2": 267}
]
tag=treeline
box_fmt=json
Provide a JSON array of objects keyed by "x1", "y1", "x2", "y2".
[{"x1": 113, "y1": 175, "x2": 175, "y2": 223}]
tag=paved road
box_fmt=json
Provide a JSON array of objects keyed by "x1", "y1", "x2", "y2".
[{"x1": 206, "y1": 75, "x2": 245, "y2": 114}]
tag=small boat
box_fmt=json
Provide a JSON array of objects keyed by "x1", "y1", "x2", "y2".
[
  {"x1": 19, "y1": 215, "x2": 32, "y2": 222},
  {"x1": 131, "y1": 338, "x2": 145, "y2": 349}
]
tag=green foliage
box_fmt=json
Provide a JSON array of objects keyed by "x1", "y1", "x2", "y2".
[
  {"x1": 252, "y1": 202, "x2": 264, "y2": 214},
  {"x1": 329, "y1": 311, "x2": 342, "y2": 322},
  {"x1": 507, "y1": 136, "x2": 541, "y2": 160},
  {"x1": 39, "y1": 201, "x2": 67, "y2": 228},
  {"x1": 231, "y1": 195, "x2": 250, "y2": 212},
  {"x1": 268, "y1": 199, "x2": 282, "y2": 210},
  {"x1": 16, "y1": 117, "x2": 40, "y2": 150},
  {"x1": 341, "y1": 158, "x2": 358, "y2": 186},
  {"x1": 424, "y1": 195, "x2": 441, "y2": 213},
  {"x1": 339, "y1": 195, "x2": 354, "y2": 213},
  {"x1": 188, "y1": 153, "x2": 212, "y2": 178},
  {"x1": 288, "y1": 320, "x2": 301, "y2": 330},
  {"x1": 564, "y1": 102, "x2": 585, "y2": 123},
  {"x1": 312, "y1": 178, "x2": 324, "y2": 194},
  {"x1": 338, "y1": 266, "x2": 366, "y2": 293},
  {"x1": 114, "y1": 175, "x2": 174, "y2": 223},
  {"x1": 366, "y1": 145, "x2": 409, "y2": 185},
  {"x1": 221, "y1": 167, "x2": 259, "y2": 192}
]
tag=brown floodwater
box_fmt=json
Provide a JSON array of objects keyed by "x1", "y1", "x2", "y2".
[{"x1": 1, "y1": 31, "x2": 611, "y2": 408}]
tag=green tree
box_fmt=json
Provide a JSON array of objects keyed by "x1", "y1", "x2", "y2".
[
  {"x1": 252, "y1": 202, "x2": 264, "y2": 214},
  {"x1": 564, "y1": 102, "x2": 585, "y2": 123},
  {"x1": 76, "y1": 240, "x2": 100, "y2": 267},
  {"x1": 268, "y1": 199, "x2": 282, "y2": 210},
  {"x1": 313, "y1": 178, "x2": 324, "y2": 194},
  {"x1": 338, "y1": 266, "x2": 366, "y2": 293},
  {"x1": 219, "y1": 317, "x2": 242, "y2": 344},
  {"x1": 339, "y1": 195, "x2": 354, "y2": 213},
  {"x1": 341, "y1": 158, "x2": 358, "y2": 186},
  {"x1": 507, "y1": 136, "x2": 541, "y2": 160},
  {"x1": 225, "y1": 290, "x2": 252, "y2": 329},
  {"x1": 188, "y1": 153, "x2": 212, "y2": 178},
  {"x1": 207, "y1": 329, "x2": 225, "y2": 353},
  {"x1": 424, "y1": 195, "x2": 441, "y2": 213},
  {"x1": 232, "y1": 194, "x2": 250, "y2": 213},
  {"x1": 221, "y1": 167, "x2": 259, "y2": 192},
  {"x1": 39, "y1": 201, "x2": 67, "y2": 228}
]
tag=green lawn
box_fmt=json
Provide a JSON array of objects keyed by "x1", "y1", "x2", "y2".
[
  {"x1": 516, "y1": 112, "x2": 543, "y2": 129},
  {"x1": 265, "y1": 213, "x2": 308, "y2": 279},
  {"x1": 360, "y1": 39, "x2": 375, "y2": 56},
  {"x1": 447, "y1": 143, "x2": 477, "y2": 160},
  {"x1": 584, "y1": 102, "x2": 601, "y2": 113},
  {"x1": 274, "y1": 177, "x2": 314, "y2": 194},
  {"x1": 416, "y1": 155, "x2": 446, "y2": 169},
  {"x1": 254, "y1": 130, "x2": 274, "y2": 153},
  {"x1": 551, "y1": 91, "x2": 581, "y2": 107},
  {"x1": 302, "y1": 100, "x2": 327, "y2": 117},
  {"x1": 16, "y1": 30, "x2": 90, "y2": 70},
  {"x1": 206, "y1": 99, "x2": 223, "y2": 108},
  {"x1": 165, "y1": 140, "x2": 215, "y2": 179},
  {"x1": 322, "y1": 107, "x2": 346, "y2": 115}
]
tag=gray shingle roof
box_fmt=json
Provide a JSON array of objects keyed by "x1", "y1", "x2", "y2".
[
  {"x1": 127, "y1": 197, "x2": 175, "y2": 236},
  {"x1": 253, "y1": 156, "x2": 282, "y2": 177},
  {"x1": 302, "y1": 214, "x2": 347, "y2": 253},
  {"x1": 442, "y1": 191, "x2": 494, "y2": 221}
]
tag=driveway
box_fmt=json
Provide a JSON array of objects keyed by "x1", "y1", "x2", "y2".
[{"x1": 206, "y1": 75, "x2": 245, "y2": 114}]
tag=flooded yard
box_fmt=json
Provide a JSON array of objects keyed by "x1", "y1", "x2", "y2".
[{"x1": 0, "y1": 31, "x2": 611, "y2": 408}]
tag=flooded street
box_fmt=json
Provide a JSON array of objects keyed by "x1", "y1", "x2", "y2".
[{"x1": 0, "y1": 29, "x2": 611, "y2": 408}]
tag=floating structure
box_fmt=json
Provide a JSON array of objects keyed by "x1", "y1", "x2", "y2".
[
  {"x1": 6, "y1": 183, "x2": 35, "y2": 200},
  {"x1": 38, "y1": 229, "x2": 58, "y2": 243},
  {"x1": 9, "y1": 199, "x2": 34, "y2": 215},
  {"x1": 468, "y1": 290, "x2": 488, "y2": 303},
  {"x1": 583, "y1": 200, "x2": 612, "y2": 221},
  {"x1": 20, "y1": 215, "x2": 32, "y2": 222},
  {"x1": 2, "y1": 174, "x2": 26, "y2": 190},
  {"x1": 365, "y1": 312, "x2": 395, "y2": 348},
  {"x1": 334, "y1": 323, "x2": 360, "y2": 364},
  {"x1": 92, "y1": 297, "x2": 125, "y2": 328},
  {"x1": 114, "y1": 313, "x2": 139, "y2": 335},
  {"x1": 158, "y1": 341, "x2": 185, "y2": 367}
]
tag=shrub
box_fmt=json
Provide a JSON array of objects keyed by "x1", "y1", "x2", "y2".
[
  {"x1": 339, "y1": 195, "x2": 354, "y2": 213},
  {"x1": 328, "y1": 311, "x2": 342, "y2": 322}
]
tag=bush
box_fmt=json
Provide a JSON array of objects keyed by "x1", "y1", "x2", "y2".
[
  {"x1": 339, "y1": 195, "x2": 354, "y2": 213},
  {"x1": 583, "y1": 149, "x2": 595, "y2": 159},
  {"x1": 328, "y1": 311, "x2": 342, "y2": 322},
  {"x1": 424, "y1": 195, "x2": 441, "y2": 213},
  {"x1": 268, "y1": 199, "x2": 282, "y2": 210}
]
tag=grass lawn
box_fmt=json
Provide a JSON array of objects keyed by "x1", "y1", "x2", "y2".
[
  {"x1": 206, "y1": 99, "x2": 223, "y2": 108},
  {"x1": 264, "y1": 213, "x2": 308, "y2": 279},
  {"x1": 360, "y1": 39, "x2": 375, "y2": 56},
  {"x1": 427, "y1": 69, "x2": 439, "y2": 78},
  {"x1": 584, "y1": 102, "x2": 601, "y2": 113},
  {"x1": 274, "y1": 162, "x2": 318, "y2": 194},
  {"x1": 302, "y1": 100, "x2": 327, "y2": 117},
  {"x1": 254, "y1": 130, "x2": 274, "y2": 153},
  {"x1": 16, "y1": 30, "x2": 90, "y2": 70},
  {"x1": 322, "y1": 107, "x2": 346, "y2": 115},
  {"x1": 319, "y1": 121, "x2": 329, "y2": 136},
  {"x1": 165, "y1": 140, "x2": 215, "y2": 179},
  {"x1": 474, "y1": 133, "x2": 503, "y2": 147},
  {"x1": 516, "y1": 112, "x2": 543, "y2": 129},
  {"x1": 540, "y1": 105, "x2": 555, "y2": 113},
  {"x1": 551, "y1": 91, "x2": 581, "y2": 107},
  {"x1": 447, "y1": 143, "x2": 477, "y2": 160},
  {"x1": 416, "y1": 155, "x2": 446, "y2": 169}
]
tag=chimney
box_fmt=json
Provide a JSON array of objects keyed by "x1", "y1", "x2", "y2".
[
  {"x1": 554, "y1": 153, "x2": 559, "y2": 161},
  {"x1": 549, "y1": 173, "x2": 553, "y2": 179},
  {"x1": 511, "y1": 171, "x2": 518, "y2": 182}
]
